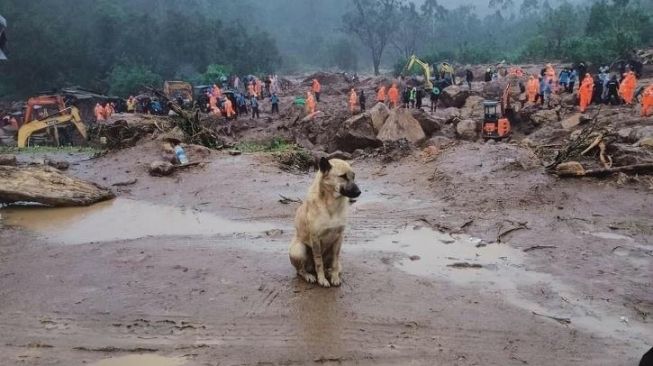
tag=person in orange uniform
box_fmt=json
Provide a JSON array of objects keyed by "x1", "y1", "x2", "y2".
[
  {"x1": 619, "y1": 71, "x2": 637, "y2": 105},
  {"x1": 255, "y1": 79, "x2": 263, "y2": 98},
  {"x1": 526, "y1": 75, "x2": 539, "y2": 103},
  {"x1": 377, "y1": 84, "x2": 386, "y2": 103},
  {"x1": 105, "y1": 102, "x2": 115, "y2": 118},
  {"x1": 247, "y1": 81, "x2": 255, "y2": 98},
  {"x1": 349, "y1": 88, "x2": 358, "y2": 114},
  {"x1": 94, "y1": 103, "x2": 106, "y2": 121},
  {"x1": 224, "y1": 97, "x2": 235, "y2": 119},
  {"x1": 579, "y1": 73, "x2": 594, "y2": 113},
  {"x1": 311, "y1": 79, "x2": 321, "y2": 102},
  {"x1": 209, "y1": 94, "x2": 218, "y2": 115},
  {"x1": 212, "y1": 84, "x2": 222, "y2": 99},
  {"x1": 641, "y1": 85, "x2": 653, "y2": 117},
  {"x1": 306, "y1": 91, "x2": 316, "y2": 114},
  {"x1": 388, "y1": 83, "x2": 399, "y2": 108}
]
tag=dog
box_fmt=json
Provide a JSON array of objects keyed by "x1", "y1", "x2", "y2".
[{"x1": 289, "y1": 157, "x2": 361, "y2": 287}]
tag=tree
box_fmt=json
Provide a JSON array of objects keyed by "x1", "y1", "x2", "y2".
[
  {"x1": 391, "y1": 2, "x2": 424, "y2": 59},
  {"x1": 343, "y1": 0, "x2": 403, "y2": 75},
  {"x1": 107, "y1": 64, "x2": 162, "y2": 96}
]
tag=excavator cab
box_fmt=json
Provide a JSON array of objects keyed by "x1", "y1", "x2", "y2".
[
  {"x1": 17, "y1": 95, "x2": 87, "y2": 148},
  {"x1": 482, "y1": 101, "x2": 511, "y2": 140}
]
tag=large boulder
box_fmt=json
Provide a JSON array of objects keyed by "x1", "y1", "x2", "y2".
[
  {"x1": 435, "y1": 107, "x2": 461, "y2": 124},
  {"x1": 377, "y1": 109, "x2": 426, "y2": 143},
  {"x1": 440, "y1": 85, "x2": 470, "y2": 108},
  {"x1": 410, "y1": 109, "x2": 443, "y2": 136},
  {"x1": 530, "y1": 109, "x2": 560, "y2": 125},
  {"x1": 369, "y1": 102, "x2": 390, "y2": 133},
  {"x1": 560, "y1": 113, "x2": 581, "y2": 130},
  {"x1": 460, "y1": 95, "x2": 485, "y2": 120},
  {"x1": 455, "y1": 119, "x2": 479, "y2": 141},
  {"x1": 149, "y1": 161, "x2": 175, "y2": 176},
  {"x1": 482, "y1": 81, "x2": 503, "y2": 99},
  {"x1": 0, "y1": 154, "x2": 17, "y2": 166},
  {"x1": 560, "y1": 93, "x2": 577, "y2": 107},
  {"x1": 332, "y1": 113, "x2": 382, "y2": 153}
]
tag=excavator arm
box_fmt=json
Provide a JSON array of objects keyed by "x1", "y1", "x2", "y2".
[
  {"x1": 18, "y1": 106, "x2": 87, "y2": 148},
  {"x1": 402, "y1": 55, "x2": 433, "y2": 90}
]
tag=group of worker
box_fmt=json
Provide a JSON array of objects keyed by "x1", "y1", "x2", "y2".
[{"x1": 94, "y1": 102, "x2": 115, "y2": 122}]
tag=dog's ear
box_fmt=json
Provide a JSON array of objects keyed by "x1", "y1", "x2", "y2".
[{"x1": 319, "y1": 157, "x2": 331, "y2": 174}]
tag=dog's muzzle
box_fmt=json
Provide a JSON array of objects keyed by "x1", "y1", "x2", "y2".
[{"x1": 340, "y1": 183, "x2": 361, "y2": 203}]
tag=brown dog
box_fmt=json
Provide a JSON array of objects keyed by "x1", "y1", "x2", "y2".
[{"x1": 289, "y1": 157, "x2": 361, "y2": 287}]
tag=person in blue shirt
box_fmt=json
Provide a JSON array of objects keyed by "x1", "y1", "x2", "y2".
[
  {"x1": 250, "y1": 96, "x2": 260, "y2": 119},
  {"x1": 558, "y1": 68, "x2": 570, "y2": 92},
  {"x1": 270, "y1": 93, "x2": 279, "y2": 115},
  {"x1": 568, "y1": 69, "x2": 578, "y2": 93}
]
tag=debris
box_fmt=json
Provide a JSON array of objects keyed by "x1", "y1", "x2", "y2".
[
  {"x1": 0, "y1": 166, "x2": 115, "y2": 207},
  {"x1": 45, "y1": 159, "x2": 70, "y2": 171},
  {"x1": 0, "y1": 154, "x2": 17, "y2": 166},
  {"x1": 409, "y1": 255, "x2": 421, "y2": 261},
  {"x1": 279, "y1": 194, "x2": 302, "y2": 204},
  {"x1": 228, "y1": 150, "x2": 242, "y2": 156},
  {"x1": 532, "y1": 312, "x2": 571, "y2": 325},
  {"x1": 447, "y1": 262, "x2": 483, "y2": 269},
  {"x1": 557, "y1": 162, "x2": 653, "y2": 178},
  {"x1": 523, "y1": 245, "x2": 557, "y2": 252},
  {"x1": 111, "y1": 178, "x2": 138, "y2": 187},
  {"x1": 149, "y1": 161, "x2": 175, "y2": 176},
  {"x1": 497, "y1": 222, "x2": 529, "y2": 242},
  {"x1": 620, "y1": 316, "x2": 629, "y2": 325},
  {"x1": 455, "y1": 119, "x2": 479, "y2": 141}
]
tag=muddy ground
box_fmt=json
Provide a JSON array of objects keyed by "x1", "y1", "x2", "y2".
[{"x1": 1, "y1": 136, "x2": 652, "y2": 366}]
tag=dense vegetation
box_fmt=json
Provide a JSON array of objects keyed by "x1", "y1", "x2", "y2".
[{"x1": 0, "y1": 0, "x2": 651, "y2": 98}]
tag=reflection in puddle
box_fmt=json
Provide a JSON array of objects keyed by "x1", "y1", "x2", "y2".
[
  {"x1": 92, "y1": 354, "x2": 185, "y2": 366},
  {"x1": 360, "y1": 226, "x2": 652, "y2": 347},
  {"x1": 1, "y1": 198, "x2": 274, "y2": 245}
]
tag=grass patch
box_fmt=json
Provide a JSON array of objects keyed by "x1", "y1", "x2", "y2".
[
  {"x1": 234, "y1": 137, "x2": 296, "y2": 153},
  {"x1": 0, "y1": 145, "x2": 102, "y2": 155}
]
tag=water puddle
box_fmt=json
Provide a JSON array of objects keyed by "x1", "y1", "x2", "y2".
[
  {"x1": 0, "y1": 198, "x2": 275, "y2": 245},
  {"x1": 92, "y1": 354, "x2": 185, "y2": 366},
  {"x1": 360, "y1": 226, "x2": 652, "y2": 346}
]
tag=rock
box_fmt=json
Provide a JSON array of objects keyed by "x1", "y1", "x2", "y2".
[
  {"x1": 560, "y1": 93, "x2": 576, "y2": 107},
  {"x1": 156, "y1": 126, "x2": 186, "y2": 143},
  {"x1": 183, "y1": 144, "x2": 211, "y2": 161},
  {"x1": 327, "y1": 150, "x2": 352, "y2": 160},
  {"x1": 0, "y1": 154, "x2": 17, "y2": 166},
  {"x1": 617, "y1": 128, "x2": 634, "y2": 141},
  {"x1": 560, "y1": 113, "x2": 581, "y2": 130},
  {"x1": 410, "y1": 109, "x2": 443, "y2": 136},
  {"x1": 435, "y1": 107, "x2": 461, "y2": 124},
  {"x1": 455, "y1": 119, "x2": 479, "y2": 141},
  {"x1": 527, "y1": 126, "x2": 568, "y2": 144},
  {"x1": 332, "y1": 113, "x2": 382, "y2": 153},
  {"x1": 630, "y1": 126, "x2": 653, "y2": 141},
  {"x1": 369, "y1": 102, "x2": 390, "y2": 133},
  {"x1": 352, "y1": 149, "x2": 366, "y2": 158},
  {"x1": 440, "y1": 85, "x2": 470, "y2": 108},
  {"x1": 520, "y1": 138, "x2": 535, "y2": 148},
  {"x1": 530, "y1": 109, "x2": 560, "y2": 125},
  {"x1": 425, "y1": 136, "x2": 453, "y2": 149},
  {"x1": 482, "y1": 81, "x2": 503, "y2": 99},
  {"x1": 45, "y1": 159, "x2": 70, "y2": 171},
  {"x1": 556, "y1": 161, "x2": 585, "y2": 176},
  {"x1": 638, "y1": 137, "x2": 653, "y2": 149},
  {"x1": 460, "y1": 96, "x2": 485, "y2": 120},
  {"x1": 485, "y1": 139, "x2": 496, "y2": 145},
  {"x1": 228, "y1": 150, "x2": 242, "y2": 156},
  {"x1": 377, "y1": 109, "x2": 426, "y2": 143},
  {"x1": 149, "y1": 161, "x2": 175, "y2": 176}
]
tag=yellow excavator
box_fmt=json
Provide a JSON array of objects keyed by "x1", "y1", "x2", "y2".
[
  {"x1": 17, "y1": 106, "x2": 87, "y2": 148},
  {"x1": 402, "y1": 55, "x2": 433, "y2": 90}
]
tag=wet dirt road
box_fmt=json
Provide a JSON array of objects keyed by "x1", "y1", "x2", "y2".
[{"x1": 1, "y1": 142, "x2": 651, "y2": 365}]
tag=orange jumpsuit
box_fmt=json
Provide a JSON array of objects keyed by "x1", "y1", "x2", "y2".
[
  {"x1": 224, "y1": 98, "x2": 235, "y2": 118},
  {"x1": 247, "y1": 82, "x2": 255, "y2": 97},
  {"x1": 306, "y1": 92, "x2": 316, "y2": 114},
  {"x1": 255, "y1": 80, "x2": 263, "y2": 97},
  {"x1": 388, "y1": 84, "x2": 399, "y2": 108},
  {"x1": 209, "y1": 95, "x2": 219, "y2": 115},
  {"x1": 579, "y1": 74, "x2": 594, "y2": 113},
  {"x1": 349, "y1": 89, "x2": 358, "y2": 113},
  {"x1": 94, "y1": 103, "x2": 106, "y2": 121},
  {"x1": 641, "y1": 85, "x2": 653, "y2": 117},
  {"x1": 377, "y1": 85, "x2": 386, "y2": 103},
  {"x1": 312, "y1": 79, "x2": 321, "y2": 94},
  {"x1": 619, "y1": 72, "x2": 637, "y2": 105},
  {"x1": 212, "y1": 85, "x2": 222, "y2": 98},
  {"x1": 526, "y1": 76, "x2": 538, "y2": 103},
  {"x1": 105, "y1": 103, "x2": 114, "y2": 118}
]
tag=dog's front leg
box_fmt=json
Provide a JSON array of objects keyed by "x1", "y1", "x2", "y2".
[
  {"x1": 328, "y1": 237, "x2": 343, "y2": 286},
  {"x1": 311, "y1": 235, "x2": 330, "y2": 288}
]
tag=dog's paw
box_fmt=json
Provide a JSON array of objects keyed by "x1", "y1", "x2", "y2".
[
  {"x1": 317, "y1": 275, "x2": 331, "y2": 288},
  {"x1": 330, "y1": 274, "x2": 342, "y2": 287},
  {"x1": 302, "y1": 273, "x2": 317, "y2": 283}
]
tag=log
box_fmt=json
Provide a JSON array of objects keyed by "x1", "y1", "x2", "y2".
[
  {"x1": 0, "y1": 166, "x2": 115, "y2": 206},
  {"x1": 557, "y1": 162, "x2": 653, "y2": 178}
]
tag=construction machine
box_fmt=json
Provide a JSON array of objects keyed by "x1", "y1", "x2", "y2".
[
  {"x1": 402, "y1": 55, "x2": 434, "y2": 91},
  {"x1": 481, "y1": 83, "x2": 513, "y2": 141},
  {"x1": 17, "y1": 106, "x2": 87, "y2": 148},
  {"x1": 164, "y1": 81, "x2": 193, "y2": 108}
]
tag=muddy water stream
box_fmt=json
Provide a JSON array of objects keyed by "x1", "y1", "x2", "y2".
[{"x1": 0, "y1": 198, "x2": 275, "y2": 245}]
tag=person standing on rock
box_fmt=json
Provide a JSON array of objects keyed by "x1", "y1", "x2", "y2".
[
  {"x1": 388, "y1": 83, "x2": 399, "y2": 109},
  {"x1": 349, "y1": 88, "x2": 358, "y2": 114},
  {"x1": 359, "y1": 90, "x2": 366, "y2": 112},
  {"x1": 377, "y1": 84, "x2": 386, "y2": 104},
  {"x1": 579, "y1": 73, "x2": 594, "y2": 113},
  {"x1": 465, "y1": 69, "x2": 474, "y2": 91},
  {"x1": 430, "y1": 86, "x2": 440, "y2": 113},
  {"x1": 312, "y1": 79, "x2": 321, "y2": 102}
]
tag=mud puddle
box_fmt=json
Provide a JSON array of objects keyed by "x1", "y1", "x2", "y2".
[
  {"x1": 360, "y1": 226, "x2": 652, "y2": 346},
  {"x1": 92, "y1": 354, "x2": 185, "y2": 366},
  {"x1": 0, "y1": 198, "x2": 276, "y2": 245}
]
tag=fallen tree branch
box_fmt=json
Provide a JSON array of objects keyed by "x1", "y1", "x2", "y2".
[
  {"x1": 532, "y1": 311, "x2": 571, "y2": 325},
  {"x1": 557, "y1": 163, "x2": 653, "y2": 178},
  {"x1": 111, "y1": 178, "x2": 138, "y2": 187},
  {"x1": 279, "y1": 194, "x2": 302, "y2": 204},
  {"x1": 523, "y1": 245, "x2": 557, "y2": 252},
  {"x1": 497, "y1": 222, "x2": 529, "y2": 242}
]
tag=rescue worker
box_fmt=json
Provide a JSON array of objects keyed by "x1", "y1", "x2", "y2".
[
  {"x1": 409, "y1": 87, "x2": 417, "y2": 108},
  {"x1": 126, "y1": 96, "x2": 135, "y2": 113},
  {"x1": 605, "y1": 75, "x2": 620, "y2": 105},
  {"x1": 212, "y1": 84, "x2": 222, "y2": 99},
  {"x1": 527, "y1": 75, "x2": 539, "y2": 103},
  {"x1": 568, "y1": 69, "x2": 578, "y2": 93},
  {"x1": 388, "y1": 83, "x2": 400, "y2": 109},
  {"x1": 465, "y1": 69, "x2": 474, "y2": 90},
  {"x1": 255, "y1": 79, "x2": 263, "y2": 98},
  {"x1": 312, "y1": 79, "x2": 321, "y2": 102},
  {"x1": 247, "y1": 81, "x2": 255, "y2": 98},
  {"x1": 377, "y1": 84, "x2": 386, "y2": 104},
  {"x1": 415, "y1": 88, "x2": 423, "y2": 109},
  {"x1": 209, "y1": 93, "x2": 218, "y2": 114},
  {"x1": 558, "y1": 69, "x2": 570, "y2": 92},
  {"x1": 94, "y1": 103, "x2": 106, "y2": 121},
  {"x1": 250, "y1": 96, "x2": 260, "y2": 118},
  {"x1": 8, "y1": 114, "x2": 18, "y2": 129},
  {"x1": 306, "y1": 91, "x2": 316, "y2": 114},
  {"x1": 579, "y1": 73, "x2": 594, "y2": 113},
  {"x1": 619, "y1": 71, "x2": 637, "y2": 105},
  {"x1": 641, "y1": 85, "x2": 653, "y2": 117},
  {"x1": 430, "y1": 86, "x2": 440, "y2": 113},
  {"x1": 349, "y1": 88, "x2": 358, "y2": 114},
  {"x1": 270, "y1": 93, "x2": 279, "y2": 115},
  {"x1": 359, "y1": 90, "x2": 367, "y2": 112},
  {"x1": 224, "y1": 97, "x2": 235, "y2": 119},
  {"x1": 104, "y1": 102, "x2": 114, "y2": 118}
]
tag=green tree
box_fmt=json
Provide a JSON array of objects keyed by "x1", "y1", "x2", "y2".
[{"x1": 107, "y1": 64, "x2": 162, "y2": 96}]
